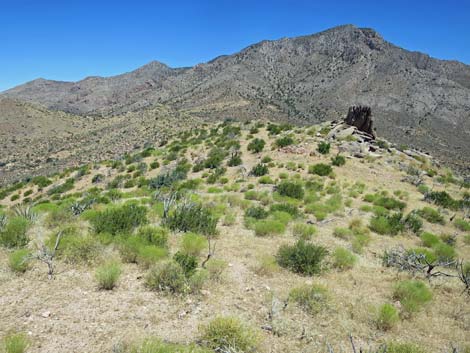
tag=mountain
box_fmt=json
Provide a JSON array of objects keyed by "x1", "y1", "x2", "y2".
[{"x1": 2, "y1": 24, "x2": 470, "y2": 173}]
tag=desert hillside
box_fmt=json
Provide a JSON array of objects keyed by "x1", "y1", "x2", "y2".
[{"x1": 1, "y1": 120, "x2": 469, "y2": 353}]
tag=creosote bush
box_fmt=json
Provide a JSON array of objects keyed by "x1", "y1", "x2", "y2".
[
  {"x1": 332, "y1": 247, "x2": 357, "y2": 270},
  {"x1": 417, "y1": 207, "x2": 444, "y2": 224},
  {"x1": 309, "y1": 163, "x2": 332, "y2": 176},
  {"x1": 95, "y1": 261, "x2": 121, "y2": 290},
  {"x1": 292, "y1": 223, "x2": 317, "y2": 240},
  {"x1": 250, "y1": 163, "x2": 269, "y2": 177},
  {"x1": 0, "y1": 217, "x2": 30, "y2": 248},
  {"x1": 276, "y1": 181, "x2": 304, "y2": 199},
  {"x1": 331, "y1": 155, "x2": 346, "y2": 166},
  {"x1": 181, "y1": 232, "x2": 207, "y2": 256},
  {"x1": 146, "y1": 261, "x2": 187, "y2": 294},
  {"x1": 199, "y1": 316, "x2": 260, "y2": 353},
  {"x1": 276, "y1": 240, "x2": 328, "y2": 275},
  {"x1": 317, "y1": 141, "x2": 331, "y2": 154},
  {"x1": 165, "y1": 202, "x2": 217, "y2": 235},
  {"x1": 247, "y1": 138, "x2": 265, "y2": 153},
  {"x1": 289, "y1": 284, "x2": 329, "y2": 315}
]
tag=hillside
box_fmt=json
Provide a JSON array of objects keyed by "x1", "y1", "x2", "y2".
[
  {"x1": 1, "y1": 120, "x2": 469, "y2": 353},
  {"x1": 2, "y1": 25, "x2": 470, "y2": 172}
]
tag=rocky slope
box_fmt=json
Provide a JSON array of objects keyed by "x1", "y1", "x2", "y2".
[{"x1": 2, "y1": 24, "x2": 470, "y2": 172}]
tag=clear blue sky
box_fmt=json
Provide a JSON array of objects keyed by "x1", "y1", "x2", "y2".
[{"x1": 1, "y1": 0, "x2": 470, "y2": 92}]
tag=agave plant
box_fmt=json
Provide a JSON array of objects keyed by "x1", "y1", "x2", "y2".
[
  {"x1": 0, "y1": 214, "x2": 7, "y2": 231},
  {"x1": 13, "y1": 205, "x2": 38, "y2": 222}
]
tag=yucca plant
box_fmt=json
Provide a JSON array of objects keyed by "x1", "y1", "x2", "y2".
[{"x1": 13, "y1": 205, "x2": 37, "y2": 222}]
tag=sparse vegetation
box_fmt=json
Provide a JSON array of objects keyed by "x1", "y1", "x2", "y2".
[
  {"x1": 276, "y1": 240, "x2": 328, "y2": 275},
  {"x1": 95, "y1": 261, "x2": 121, "y2": 290}
]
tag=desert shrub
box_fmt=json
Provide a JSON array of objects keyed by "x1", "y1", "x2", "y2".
[
  {"x1": 420, "y1": 232, "x2": 440, "y2": 248},
  {"x1": 91, "y1": 203, "x2": 147, "y2": 235},
  {"x1": 45, "y1": 206, "x2": 73, "y2": 228},
  {"x1": 250, "y1": 163, "x2": 269, "y2": 177},
  {"x1": 258, "y1": 175, "x2": 274, "y2": 184},
  {"x1": 375, "y1": 303, "x2": 399, "y2": 331},
  {"x1": 136, "y1": 226, "x2": 168, "y2": 248},
  {"x1": 270, "y1": 203, "x2": 299, "y2": 217},
  {"x1": 247, "y1": 138, "x2": 265, "y2": 153},
  {"x1": 317, "y1": 141, "x2": 331, "y2": 154},
  {"x1": 440, "y1": 233, "x2": 456, "y2": 247},
  {"x1": 137, "y1": 245, "x2": 167, "y2": 268},
  {"x1": 173, "y1": 251, "x2": 198, "y2": 276},
  {"x1": 95, "y1": 261, "x2": 121, "y2": 290},
  {"x1": 332, "y1": 247, "x2": 356, "y2": 270},
  {"x1": 146, "y1": 261, "x2": 187, "y2": 294},
  {"x1": 293, "y1": 223, "x2": 317, "y2": 240},
  {"x1": 254, "y1": 255, "x2": 279, "y2": 276},
  {"x1": 149, "y1": 167, "x2": 187, "y2": 189},
  {"x1": 277, "y1": 181, "x2": 304, "y2": 199},
  {"x1": 227, "y1": 152, "x2": 242, "y2": 167},
  {"x1": 463, "y1": 234, "x2": 470, "y2": 245},
  {"x1": 204, "y1": 148, "x2": 227, "y2": 169},
  {"x1": 205, "y1": 258, "x2": 228, "y2": 281},
  {"x1": 425, "y1": 191, "x2": 459, "y2": 210},
  {"x1": 333, "y1": 227, "x2": 353, "y2": 240},
  {"x1": 402, "y1": 212, "x2": 423, "y2": 234},
  {"x1": 276, "y1": 240, "x2": 328, "y2": 275},
  {"x1": 199, "y1": 316, "x2": 260, "y2": 353},
  {"x1": 32, "y1": 175, "x2": 52, "y2": 188},
  {"x1": 181, "y1": 233, "x2": 207, "y2": 256},
  {"x1": 309, "y1": 163, "x2": 332, "y2": 176},
  {"x1": 8, "y1": 249, "x2": 31, "y2": 273},
  {"x1": 369, "y1": 213, "x2": 404, "y2": 235},
  {"x1": 352, "y1": 232, "x2": 371, "y2": 254},
  {"x1": 1, "y1": 332, "x2": 29, "y2": 353},
  {"x1": 417, "y1": 207, "x2": 445, "y2": 224},
  {"x1": 165, "y1": 203, "x2": 217, "y2": 235},
  {"x1": 393, "y1": 280, "x2": 432, "y2": 314},
  {"x1": 47, "y1": 178, "x2": 75, "y2": 195},
  {"x1": 58, "y1": 235, "x2": 102, "y2": 264},
  {"x1": 276, "y1": 135, "x2": 294, "y2": 147},
  {"x1": 289, "y1": 284, "x2": 329, "y2": 315},
  {"x1": 386, "y1": 343, "x2": 427, "y2": 353},
  {"x1": 373, "y1": 196, "x2": 406, "y2": 210},
  {"x1": 0, "y1": 217, "x2": 30, "y2": 248},
  {"x1": 245, "y1": 206, "x2": 268, "y2": 220},
  {"x1": 117, "y1": 236, "x2": 144, "y2": 263},
  {"x1": 432, "y1": 242, "x2": 456, "y2": 261},
  {"x1": 454, "y1": 218, "x2": 470, "y2": 231},
  {"x1": 254, "y1": 219, "x2": 286, "y2": 236},
  {"x1": 331, "y1": 155, "x2": 346, "y2": 166}
]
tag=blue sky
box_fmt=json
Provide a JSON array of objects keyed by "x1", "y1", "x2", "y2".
[{"x1": 1, "y1": 0, "x2": 469, "y2": 91}]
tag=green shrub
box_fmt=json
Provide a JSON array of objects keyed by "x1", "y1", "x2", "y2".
[
  {"x1": 173, "y1": 251, "x2": 198, "y2": 276},
  {"x1": 91, "y1": 203, "x2": 147, "y2": 235},
  {"x1": 136, "y1": 226, "x2": 168, "y2": 248},
  {"x1": 309, "y1": 163, "x2": 332, "y2": 176},
  {"x1": 48, "y1": 178, "x2": 75, "y2": 195},
  {"x1": 277, "y1": 181, "x2": 304, "y2": 199},
  {"x1": 351, "y1": 232, "x2": 371, "y2": 254},
  {"x1": 331, "y1": 155, "x2": 346, "y2": 166},
  {"x1": 117, "y1": 236, "x2": 144, "y2": 263},
  {"x1": 146, "y1": 261, "x2": 187, "y2": 294},
  {"x1": 417, "y1": 207, "x2": 445, "y2": 224},
  {"x1": 258, "y1": 175, "x2": 274, "y2": 184},
  {"x1": 369, "y1": 213, "x2": 404, "y2": 235},
  {"x1": 137, "y1": 245, "x2": 167, "y2": 268},
  {"x1": 250, "y1": 163, "x2": 269, "y2": 177},
  {"x1": 247, "y1": 138, "x2": 265, "y2": 153},
  {"x1": 8, "y1": 249, "x2": 31, "y2": 273},
  {"x1": 204, "y1": 147, "x2": 227, "y2": 169},
  {"x1": 333, "y1": 227, "x2": 353, "y2": 240},
  {"x1": 181, "y1": 233, "x2": 207, "y2": 256},
  {"x1": 432, "y1": 242, "x2": 456, "y2": 261},
  {"x1": 165, "y1": 203, "x2": 217, "y2": 235},
  {"x1": 393, "y1": 280, "x2": 432, "y2": 314},
  {"x1": 0, "y1": 217, "x2": 30, "y2": 248},
  {"x1": 332, "y1": 247, "x2": 356, "y2": 270},
  {"x1": 402, "y1": 212, "x2": 423, "y2": 234},
  {"x1": 317, "y1": 141, "x2": 331, "y2": 154},
  {"x1": 425, "y1": 191, "x2": 459, "y2": 210},
  {"x1": 375, "y1": 303, "x2": 399, "y2": 330},
  {"x1": 276, "y1": 240, "x2": 328, "y2": 275},
  {"x1": 1, "y1": 332, "x2": 29, "y2": 353},
  {"x1": 245, "y1": 206, "x2": 268, "y2": 220},
  {"x1": 454, "y1": 218, "x2": 470, "y2": 231},
  {"x1": 95, "y1": 261, "x2": 121, "y2": 290},
  {"x1": 58, "y1": 235, "x2": 102, "y2": 265},
  {"x1": 276, "y1": 135, "x2": 294, "y2": 147},
  {"x1": 292, "y1": 223, "x2": 317, "y2": 240},
  {"x1": 254, "y1": 219, "x2": 286, "y2": 236},
  {"x1": 199, "y1": 316, "x2": 260, "y2": 353},
  {"x1": 289, "y1": 284, "x2": 329, "y2": 314},
  {"x1": 270, "y1": 203, "x2": 299, "y2": 217},
  {"x1": 373, "y1": 196, "x2": 406, "y2": 210},
  {"x1": 32, "y1": 175, "x2": 52, "y2": 188},
  {"x1": 420, "y1": 232, "x2": 440, "y2": 248},
  {"x1": 227, "y1": 152, "x2": 242, "y2": 167},
  {"x1": 386, "y1": 343, "x2": 427, "y2": 353}
]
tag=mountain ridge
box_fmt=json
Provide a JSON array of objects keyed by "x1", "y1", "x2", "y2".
[{"x1": 1, "y1": 24, "x2": 470, "y2": 173}]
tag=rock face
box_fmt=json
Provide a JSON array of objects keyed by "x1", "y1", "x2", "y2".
[
  {"x1": 344, "y1": 106, "x2": 375, "y2": 138},
  {"x1": 2, "y1": 24, "x2": 470, "y2": 172}
]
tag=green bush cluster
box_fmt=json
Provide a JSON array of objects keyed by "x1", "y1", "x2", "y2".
[
  {"x1": 164, "y1": 202, "x2": 217, "y2": 235},
  {"x1": 309, "y1": 163, "x2": 332, "y2": 176},
  {"x1": 317, "y1": 141, "x2": 331, "y2": 154},
  {"x1": 332, "y1": 247, "x2": 356, "y2": 270},
  {"x1": 276, "y1": 240, "x2": 328, "y2": 275},
  {"x1": 375, "y1": 303, "x2": 399, "y2": 330},
  {"x1": 331, "y1": 155, "x2": 346, "y2": 166},
  {"x1": 417, "y1": 207, "x2": 445, "y2": 224},
  {"x1": 393, "y1": 280, "x2": 432, "y2": 314},
  {"x1": 8, "y1": 249, "x2": 31, "y2": 273},
  {"x1": 0, "y1": 217, "x2": 30, "y2": 248},
  {"x1": 289, "y1": 284, "x2": 329, "y2": 314},
  {"x1": 276, "y1": 181, "x2": 304, "y2": 199},
  {"x1": 250, "y1": 163, "x2": 269, "y2": 177},
  {"x1": 247, "y1": 138, "x2": 265, "y2": 153},
  {"x1": 95, "y1": 261, "x2": 121, "y2": 290},
  {"x1": 369, "y1": 213, "x2": 404, "y2": 236},
  {"x1": 275, "y1": 135, "x2": 294, "y2": 147},
  {"x1": 91, "y1": 203, "x2": 147, "y2": 235}
]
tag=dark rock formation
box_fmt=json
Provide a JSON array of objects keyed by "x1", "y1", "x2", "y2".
[{"x1": 344, "y1": 106, "x2": 375, "y2": 139}]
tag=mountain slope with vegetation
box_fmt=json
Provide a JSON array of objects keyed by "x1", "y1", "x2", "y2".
[
  {"x1": 2, "y1": 25, "x2": 470, "y2": 172},
  {"x1": 1, "y1": 120, "x2": 469, "y2": 353}
]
